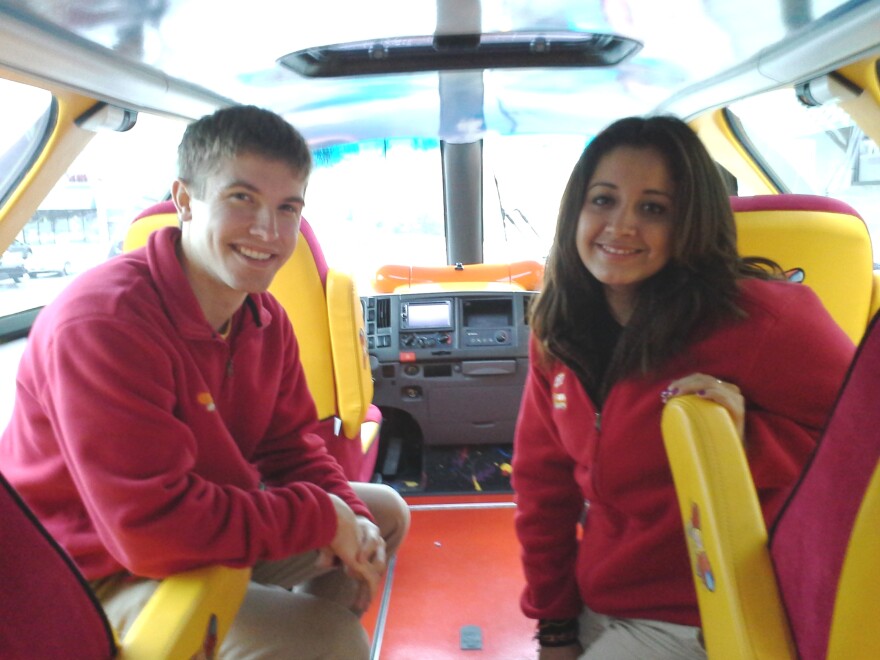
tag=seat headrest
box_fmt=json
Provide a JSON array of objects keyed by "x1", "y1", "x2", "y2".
[{"x1": 732, "y1": 194, "x2": 873, "y2": 343}]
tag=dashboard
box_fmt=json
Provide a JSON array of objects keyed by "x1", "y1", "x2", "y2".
[{"x1": 363, "y1": 290, "x2": 536, "y2": 447}]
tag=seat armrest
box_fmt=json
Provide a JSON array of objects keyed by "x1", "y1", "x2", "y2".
[
  {"x1": 121, "y1": 565, "x2": 251, "y2": 659},
  {"x1": 661, "y1": 395, "x2": 795, "y2": 659}
]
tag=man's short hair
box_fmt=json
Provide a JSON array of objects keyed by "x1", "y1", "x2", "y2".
[{"x1": 177, "y1": 105, "x2": 312, "y2": 198}]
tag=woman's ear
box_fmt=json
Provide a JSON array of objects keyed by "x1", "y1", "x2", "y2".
[{"x1": 171, "y1": 179, "x2": 193, "y2": 222}]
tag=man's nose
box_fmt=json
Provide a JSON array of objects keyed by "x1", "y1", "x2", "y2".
[{"x1": 251, "y1": 206, "x2": 279, "y2": 239}]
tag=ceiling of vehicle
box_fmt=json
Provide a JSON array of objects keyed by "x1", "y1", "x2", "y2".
[{"x1": 0, "y1": 0, "x2": 876, "y2": 144}]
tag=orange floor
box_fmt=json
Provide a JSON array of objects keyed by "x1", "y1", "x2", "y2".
[{"x1": 365, "y1": 494, "x2": 536, "y2": 659}]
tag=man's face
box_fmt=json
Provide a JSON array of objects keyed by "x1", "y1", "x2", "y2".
[{"x1": 175, "y1": 152, "x2": 307, "y2": 311}]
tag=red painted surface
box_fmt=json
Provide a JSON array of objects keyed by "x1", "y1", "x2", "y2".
[{"x1": 366, "y1": 494, "x2": 536, "y2": 659}]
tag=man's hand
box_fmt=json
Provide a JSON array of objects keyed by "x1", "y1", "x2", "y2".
[{"x1": 325, "y1": 494, "x2": 385, "y2": 613}]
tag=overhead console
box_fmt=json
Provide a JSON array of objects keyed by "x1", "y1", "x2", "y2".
[{"x1": 363, "y1": 290, "x2": 536, "y2": 447}]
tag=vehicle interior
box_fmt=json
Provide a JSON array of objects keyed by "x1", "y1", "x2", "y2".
[{"x1": 0, "y1": 0, "x2": 879, "y2": 658}]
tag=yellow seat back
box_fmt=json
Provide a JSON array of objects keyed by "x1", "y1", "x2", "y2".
[
  {"x1": 661, "y1": 395, "x2": 796, "y2": 659},
  {"x1": 733, "y1": 194, "x2": 873, "y2": 344},
  {"x1": 268, "y1": 229, "x2": 336, "y2": 421},
  {"x1": 325, "y1": 268, "x2": 373, "y2": 439}
]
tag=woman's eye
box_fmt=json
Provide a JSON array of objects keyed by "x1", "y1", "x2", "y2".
[
  {"x1": 642, "y1": 202, "x2": 667, "y2": 215},
  {"x1": 590, "y1": 195, "x2": 612, "y2": 207}
]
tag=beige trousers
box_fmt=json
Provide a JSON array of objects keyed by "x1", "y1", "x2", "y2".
[
  {"x1": 577, "y1": 606, "x2": 706, "y2": 659},
  {"x1": 91, "y1": 483, "x2": 410, "y2": 660}
]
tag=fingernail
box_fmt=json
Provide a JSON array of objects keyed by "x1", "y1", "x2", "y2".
[{"x1": 660, "y1": 387, "x2": 677, "y2": 403}]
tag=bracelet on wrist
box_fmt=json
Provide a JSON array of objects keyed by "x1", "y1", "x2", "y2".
[{"x1": 535, "y1": 618, "x2": 579, "y2": 648}]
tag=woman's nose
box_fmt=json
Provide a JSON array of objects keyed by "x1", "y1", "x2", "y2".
[{"x1": 604, "y1": 207, "x2": 637, "y2": 234}]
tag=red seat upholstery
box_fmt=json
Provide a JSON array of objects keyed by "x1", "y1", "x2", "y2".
[
  {"x1": 770, "y1": 310, "x2": 880, "y2": 659},
  {"x1": 0, "y1": 468, "x2": 116, "y2": 659}
]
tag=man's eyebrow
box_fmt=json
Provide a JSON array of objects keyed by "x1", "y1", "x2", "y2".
[{"x1": 224, "y1": 180, "x2": 305, "y2": 204}]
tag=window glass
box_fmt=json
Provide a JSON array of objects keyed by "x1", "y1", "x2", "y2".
[
  {"x1": 0, "y1": 111, "x2": 186, "y2": 318},
  {"x1": 729, "y1": 89, "x2": 880, "y2": 255},
  {"x1": 0, "y1": 79, "x2": 53, "y2": 205},
  {"x1": 306, "y1": 138, "x2": 445, "y2": 293},
  {"x1": 483, "y1": 134, "x2": 586, "y2": 266}
]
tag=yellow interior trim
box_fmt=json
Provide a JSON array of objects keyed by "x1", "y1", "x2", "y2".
[
  {"x1": 691, "y1": 110, "x2": 777, "y2": 195},
  {"x1": 838, "y1": 58, "x2": 880, "y2": 147},
  {"x1": 0, "y1": 79, "x2": 96, "y2": 252}
]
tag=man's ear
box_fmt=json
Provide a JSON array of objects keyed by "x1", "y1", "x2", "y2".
[{"x1": 171, "y1": 180, "x2": 193, "y2": 222}]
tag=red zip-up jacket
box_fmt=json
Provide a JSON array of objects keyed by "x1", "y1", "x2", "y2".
[
  {"x1": 0, "y1": 226, "x2": 369, "y2": 580},
  {"x1": 512, "y1": 278, "x2": 854, "y2": 626}
]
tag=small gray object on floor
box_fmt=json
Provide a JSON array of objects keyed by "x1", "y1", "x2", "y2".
[{"x1": 460, "y1": 624, "x2": 483, "y2": 650}]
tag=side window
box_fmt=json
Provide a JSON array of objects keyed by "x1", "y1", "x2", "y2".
[
  {"x1": 0, "y1": 108, "x2": 186, "y2": 319},
  {"x1": 728, "y1": 88, "x2": 880, "y2": 255},
  {"x1": 0, "y1": 80, "x2": 53, "y2": 206}
]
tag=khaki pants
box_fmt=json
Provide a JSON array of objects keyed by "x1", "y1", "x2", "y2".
[
  {"x1": 91, "y1": 483, "x2": 410, "y2": 660},
  {"x1": 577, "y1": 606, "x2": 706, "y2": 659}
]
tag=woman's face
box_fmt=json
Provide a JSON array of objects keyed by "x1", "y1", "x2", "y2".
[{"x1": 575, "y1": 145, "x2": 676, "y2": 323}]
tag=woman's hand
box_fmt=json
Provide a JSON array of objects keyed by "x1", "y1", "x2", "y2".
[{"x1": 661, "y1": 373, "x2": 745, "y2": 442}]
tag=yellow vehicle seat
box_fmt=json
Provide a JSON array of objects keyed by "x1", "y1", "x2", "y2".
[
  {"x1": 661, "y1": 310, "x2": 880, "y2": 659},
  {"x1": 0, "y1": 467, "x2": 249, "y2": 659},
  {"x1": 732, "y1": 194, "x2": 874, "y2": 344},
  {"x1": 125, "y1": 201, "x2": 379, "y2": 481}
]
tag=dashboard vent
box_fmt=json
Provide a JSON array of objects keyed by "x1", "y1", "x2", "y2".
[{"x1": 376, "y1": 297, "x2": 391, "y2": 330}]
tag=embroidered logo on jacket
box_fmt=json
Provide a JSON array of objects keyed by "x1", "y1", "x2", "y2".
[
  {"x1": 197, "y1": 392, "x2": 217, "y2": 412},
  {"x1": 552, "y1": 372, "x2": 567, "y2": 410}
]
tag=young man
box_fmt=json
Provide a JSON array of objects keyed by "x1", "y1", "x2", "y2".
[{"x1": 0, "y1": 105, "x2": 409, "y2": 658}]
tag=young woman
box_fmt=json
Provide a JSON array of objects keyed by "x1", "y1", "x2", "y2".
[{"x1": 512, "y1": 116, "x2": 854, "y2": 659}]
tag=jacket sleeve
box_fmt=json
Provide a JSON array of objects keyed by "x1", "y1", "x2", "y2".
[
  {"x1": 250, "y1": 314, "x2": 372, "y2": 520},
  {"x1": 742, "y1": 284, "x2": 855, "y2": 524},
  {"x1": 512, "y1": 341, "x2": 586, "y2": 620},
  {"x1": 41, "y1": 317, "x2": 340, "y2": 578}
]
